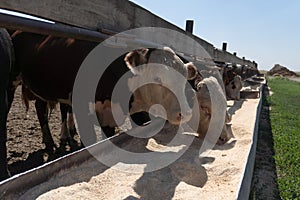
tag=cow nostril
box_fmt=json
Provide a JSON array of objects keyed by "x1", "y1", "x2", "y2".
[
  {"x1": 178, "y1": 112, "x2": 183, "y2": 119},
  {"x1": 178, "y1": 110, "x2": 192, "y2": 122}
]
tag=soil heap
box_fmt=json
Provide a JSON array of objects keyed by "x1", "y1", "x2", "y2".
[{"x1": 267, "y1": 64, "x2": 298, "y2": 77}]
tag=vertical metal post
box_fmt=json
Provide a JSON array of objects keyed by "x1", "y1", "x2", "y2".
[
  {"x1": 185, "y1": 20, "x2": 194, "y2": 34},
  {"x1": 222, "y1": 42, "x2": 227, "y2": 51}
]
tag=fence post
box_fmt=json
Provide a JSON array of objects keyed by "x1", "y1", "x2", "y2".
[
  {"x1": 222, "y1": 42, "x2": 227, "y2": 51},
  {"x1": 185, "y1": 20, "x2": 194, "y2": 34}
]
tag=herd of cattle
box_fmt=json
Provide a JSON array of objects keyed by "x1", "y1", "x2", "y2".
[{"x1": 0, "y1": 28, "x2": 258, "y2": 181}]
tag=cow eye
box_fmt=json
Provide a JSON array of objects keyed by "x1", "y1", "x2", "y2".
[{"x1": 153, "y1": 77, "x2": 162, "y2": 83}]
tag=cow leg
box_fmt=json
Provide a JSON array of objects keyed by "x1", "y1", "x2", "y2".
[
  {"x1": 66, "y1": 106, "x2": 77, "y2": 138},
  {"x1": 95, "y1": 100, "x2": 125, "y2": 138},
  {"x1": 59, "y1": 103, "x2": 76, "y2": 148},
  {"x1": 6, "y1": 86, "x2": 16, "y2": 112},
  {"x1": 35, "y1": 99, "x2": 56, "y2": 152},
  {"x1": 59, "y1": 103, "x2": 69, "y2": 147},
  {"x1": 0, "y1": 28, "x2": 13, "y2": 181},
  {"x1": 0, "y1": 80, "x2": 16, "y2": 181},
  {"x1": 0, "y1": 85, "x2": 11, "y2": 181}
]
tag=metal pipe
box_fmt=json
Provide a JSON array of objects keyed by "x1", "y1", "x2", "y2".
[{"x1": 0, "y1": 13, "x2": 108, "y2": 42}]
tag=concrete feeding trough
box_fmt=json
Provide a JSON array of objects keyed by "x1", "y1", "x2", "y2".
[
  {"x1": 0, "y1": 80, "x2": 266, "y2": 200},
  {"x1": 241, "y1": 75, "x2": 266, "y2": 99}
]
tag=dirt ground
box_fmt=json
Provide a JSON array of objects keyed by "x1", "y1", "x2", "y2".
[
  {"x1": 6, "y1": 86, "x2": 82, "y2": 176},
  {"x1": 288, "y1": 77, "x2": 300, "y2": 83}
]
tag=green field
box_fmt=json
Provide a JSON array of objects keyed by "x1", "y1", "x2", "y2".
[{"x1": 267, "y1": 78, "x2": 300, "y2": 199}]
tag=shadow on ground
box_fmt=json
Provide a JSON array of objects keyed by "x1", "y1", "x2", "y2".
[{"x1": 249, "y1": 85, "x2": 281, "y2": 199}]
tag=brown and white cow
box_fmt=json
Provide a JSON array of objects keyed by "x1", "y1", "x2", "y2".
[
  {"x1": 94, "y1": 47, "x2": 198, "y2": 136},
  {"x1": 175, "y1": 58, "x2": 234, "y2": 145},
  {"x1": 188, "y1": 70, "x2": 234, "y2": 145},
  {"x1": 225, "y1": 75, "x2": 243, "y2": 100},
  {"x1": 9, "y1": 31, "x2": 197, "y2": 151},
  {"x1": 215, "y1": 64, "x2": 243, "y2": 100}
]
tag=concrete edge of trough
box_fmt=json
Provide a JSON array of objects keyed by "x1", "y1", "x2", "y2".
[{"x1": 236, "y1": 82, "x2": 265, "y2": 200}]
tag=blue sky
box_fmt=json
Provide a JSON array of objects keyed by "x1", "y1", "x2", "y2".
[{"x1": 130, "y1": 0, "x2": 300, "y2": 71}]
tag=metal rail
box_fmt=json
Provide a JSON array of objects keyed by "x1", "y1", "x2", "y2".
[
  {"x1": 0, "y1": 13, "x2": 108, "y2": 42},
  {"x1": 0, "y1": 12, "x2": 216, "y2": 66}
]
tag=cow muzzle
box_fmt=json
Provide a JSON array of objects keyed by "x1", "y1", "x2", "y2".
[{"x1": 176, "y1": 109, "x2": 193, "y2": 124}]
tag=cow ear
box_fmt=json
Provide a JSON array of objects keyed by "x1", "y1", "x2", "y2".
[
  {"x1": 185, "y1": 62, "x2": 197, "y2": 80},
  {"x1": 124, "y1": 48, "x2": 149, "y2": 75},
  {"x1": 138, "y1": 48, "x2": 149, "y2": 57}
]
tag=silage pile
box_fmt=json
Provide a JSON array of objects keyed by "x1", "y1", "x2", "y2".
[{"x1": 267, "y1": 64, "x2": 298, "y2": 77}]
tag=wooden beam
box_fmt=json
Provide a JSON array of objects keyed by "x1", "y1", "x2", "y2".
[{"x1": 0, "y1": 0, "x2": 256, "y2": 67}]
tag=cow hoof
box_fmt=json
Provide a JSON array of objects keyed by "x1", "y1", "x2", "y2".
[
  {"x1": 66, "y1": 137, "x2": 79, "y2": 151},
  {"x1": 60, "y1": 138, "x2": 68, "y2": 147},
  {"x1": 44, "y1": 143, "x2": 57, "y2": 154},
  {"x1": 43, "y1": 136, "x2": 57, "y2": 153},
  {"x1": 0, "y1": 168, "x2": 11, "y2": 182},
  {"x1": 69, "y1": 127, "x2": 78, "y2": 138}
]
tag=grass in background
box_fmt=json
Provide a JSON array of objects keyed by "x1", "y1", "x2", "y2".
[{"x1": 267, "y1": 77, "x2": 300, "y2": 199}]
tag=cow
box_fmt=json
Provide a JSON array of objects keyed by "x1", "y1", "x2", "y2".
[
  {"x1": 214, "y1": 63, "x2": 243, "y2": 100},
  {"x1": 192, "y1": 75, "x2": 233, "y2": 145},
  {"x1": 21, "y1": 85, "x2": 78, "y2": 149},
  {"x1": 186, "y1": 66, "x2": 233, "y2": 145},
  {"x1": 0, "y1": 28, "x2": 14, "y2": 181},
  {"x1": 9, "y1": 30, "x2": 197, "y2": 154},
  {"x1": 225, "y1": 75, "x2": 243, "y2": 100},
  {"x1": 176, "y1": 58, "x2": 233, "y2": 144},
  {"x1": 232, "y1": 65, "x2": 258, "y2": 80}
]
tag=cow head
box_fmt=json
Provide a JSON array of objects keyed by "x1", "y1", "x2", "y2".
[
  {"x1": 225, "y1": 75, "x2": 242, "y2": 100},
  {"x1": 125, "y1": 47, "x2": 197, "y2": 125},
  {"x1": 188, "y1": 76, "x2": 234, "y2": 145},
  {"x1": 222, "y1": 67, "x2": 237, "y2": 86}
]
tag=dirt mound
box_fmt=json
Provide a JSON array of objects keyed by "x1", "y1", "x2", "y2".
[{"x1": 267, "y1": 64, "x2": 298, "y2": 77}]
